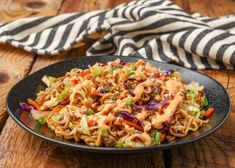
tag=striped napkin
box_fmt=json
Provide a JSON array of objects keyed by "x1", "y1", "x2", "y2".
[{"x1": 0, "y1": 0, "x2": 235, "y2": 70}]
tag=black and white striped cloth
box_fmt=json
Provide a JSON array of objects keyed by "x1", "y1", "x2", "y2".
[{"x1": 0, "y1": 0, "x2": 235, "y2": 70}]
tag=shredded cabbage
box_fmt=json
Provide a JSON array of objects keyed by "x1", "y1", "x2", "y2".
[
  {"x1": 80, "y1": 115, "x2": 90, "y2": 135},
  {"x1": 42, "y1": 75, "x2": 56, "y2": 87}
]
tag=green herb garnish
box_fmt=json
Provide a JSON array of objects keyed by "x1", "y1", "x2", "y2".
[
  {"x1": 117, "y1": 142, "x2": 124, "y2": 148},
  {"x1": 129, "y1": 71, "x2": 136, "y2": 76},
  {"x1": 38, "y1": 117, "x2": 46, "y2": 125},
  {"x1": 99, "y1": 129, "x2": 108, "y2": 134},
  {"x1": 109, "y1": 67, "x2": 117, "y2": 75},
  {"x1": 202, "y1": 96, "x2": 209, "y2": 107},
  {"x1": 86, "y1": 108, "x2": 94, "y2": 115},
  {"x1": 91, "y1": 65, "x2": 103, "y2": 77},
  {"x1": 130, "y1": 63, "x2": 135, "y2": 70},
  {"x1": 126, "y1": 98, "x2": 132, "y2": 106}
]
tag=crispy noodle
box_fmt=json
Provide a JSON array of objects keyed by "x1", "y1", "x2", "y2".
[{"x1": 26, "y1": 59, "x2": 213, "y2": 148}]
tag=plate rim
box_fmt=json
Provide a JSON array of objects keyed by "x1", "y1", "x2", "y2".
[{"x1": 5, "y1": 55, "x2": 231, "y2": 153}]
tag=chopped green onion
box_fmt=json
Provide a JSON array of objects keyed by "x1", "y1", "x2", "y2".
[
  {"x1": 117, "y1": 142, "x2": 124, "y2": 148},
  {"x1": 154, "y1": 131, "x2": 162, "y2": 145},
  {"x1": 91, "y1": 65, "x2": 103, "y2": 77},
  {"x1": 126, "y1": 98, "x2": 132, "y2": 106},
  {"x1": 130, "y1": 63, "x2": 135, "y2": 70},
  {"x1": 38, "y1": 117, "x2": 46, "y2": 125},
  {"x1": 150, "y1": 130, "x2": 156, "y2": 138},
  {"x1": 129, "y1": 71, "x2": 136, "y2": 76},
  {"x1": 109, "y1": 67, "x2": 117, "y2": 75},
  {"x1": 186, "y1": 90, "x2": 191, "y2": 94},
  {"x1": 99, "y1": 128, "x2": 107, "y2": 134},
  {"x1": 151, "y1": 130, "x2": 162, "y2": 145},
  {"x1": 202, "y1": 96, "x2": 209, "y2": 107},
  {"x1": 57, "y1": 87, "x2": 70, "y2": 102},
  {"x1": 193, "y1": 111, "x2": 201, "y2": 119},
  {"x1": 86, "y1": 108, "x2": 94, "y2": 115}
]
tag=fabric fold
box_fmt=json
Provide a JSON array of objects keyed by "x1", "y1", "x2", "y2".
[{"x1": 0, "y1": 0, "x2": 234, "y2": 70}]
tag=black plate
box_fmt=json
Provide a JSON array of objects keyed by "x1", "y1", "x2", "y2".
[{"x1": 6, "y1": 56, "x2": 230, "y2": 153}]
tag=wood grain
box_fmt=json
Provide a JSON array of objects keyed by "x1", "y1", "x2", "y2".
[
  {"x1": 0, "y1": 0, "x2": 63, "y2": 21},
  {"x1": 60, "y1": 0, "x2": 132, "y2": 13},
  {"x1": 168, "y1": 84, "x2": 235, "y2": 167},
  {"x1": 0, "y1": 44, "x2": 34, "y2": 131},
  {"x1": 168, "y1": 0, "x2": 235, "y2": 167},
  {"x1": 0, "y1": 0, "x2": 64, "y2": 132},
  {"x1": 0, "y1": 0, "x2": 165, "y2": 168},
  {"x1": 186, "y1": 0, "x2": 235, "y2": 17}
]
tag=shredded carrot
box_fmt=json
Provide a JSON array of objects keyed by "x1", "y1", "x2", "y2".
[
  {"x1": 52, "y1": 107, "x2": 62, "y2": 113},
  {"x1": 27, "y1": 98, "x2": 41, "y2": 111},
  {"x1": 161, "y1": 133, "x2": 166, "y2": 142},
  {"x1": 88, "y1": 119, "x2": 95, "y2": 127},
  {"x1": 81, "y1": 69, "x2": 90, "y2": 77},
  {"x1": 70, "y1": 79, "x2": 80, "y2": 86},
  {"x1": 90, "y1": 87, "x2": 99, "y2": 96},
  {"x1": 203, "y1": 108, "x2": 215, "y2": 118},
  {"x1": 198, "y1": 92, "x2": 202, "y2": 106},
  {"x1": 123, "y1": 120, "x2": 144, "y2": 131},
  {"x1": 70, "y1": 80, "x2": 76, "y2": 86}
]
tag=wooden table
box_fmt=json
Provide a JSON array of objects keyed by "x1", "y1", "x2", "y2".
[{"x1": 0, "y1": 0, "x2": 234, "y2": 167}]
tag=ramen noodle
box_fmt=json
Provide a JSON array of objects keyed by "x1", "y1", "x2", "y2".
[{"x1": 20, "y1": 59, "x2": 214, "y2": 148}]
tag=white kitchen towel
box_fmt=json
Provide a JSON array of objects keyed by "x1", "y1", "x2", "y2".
[{"x1": 0, "y1": 0, "x2": 235, "y2": 70}]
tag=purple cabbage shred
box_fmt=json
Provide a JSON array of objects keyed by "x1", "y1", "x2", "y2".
[
  {"x1": 162, "y1": 121, "x2": 170, "y2": 132},
  {"x1": 119, "y1": 112, "x2": 134, "y2": 122},
  {"x1": 145, "y1": 97, "x2": 169, "y2": 111},
  {"x1": 119, "y1": 112, "x2": 143, "y2": 126},
  {"x1": 99, "y1": 89, "x2": 105, "y2": 94},
  {"x1": 119, "y1": 59, "x2": 126, "y2": 66},
  {"x1": 149, "y1": 99, "x2": 157, "y2": 106},
  {"x1": 19, "y1": 102, "x2": 32, "y2": 111},
  {"x1": 162, "y1": 69, "x2": 174, "y2": 77}
]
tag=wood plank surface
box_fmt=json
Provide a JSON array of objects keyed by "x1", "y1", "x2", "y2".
[
  {"x1": 60, "y1": 0, "x2": 132, "y2": 13},
  {"x1": 0, "y1": 0, "x2": 63, "y2": 21},
  {"x1": 0, "y1": 0, "x2": 234, "y2": 168},
  {"x1": 168, "y1": 0, "x2": 235, "y2": 167},
  {"x1": 0, "y1": 0, "x2": 64, "y2": 131},
  {"x1": 0, "y1": 44, "x2": 33, "y2": 131},
  {"x1": 185, "y1": 0, "x2": 235, "y2": 17},
  {"x1": 0, "y1": 0, "x2": 165, "y2": 167}
]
